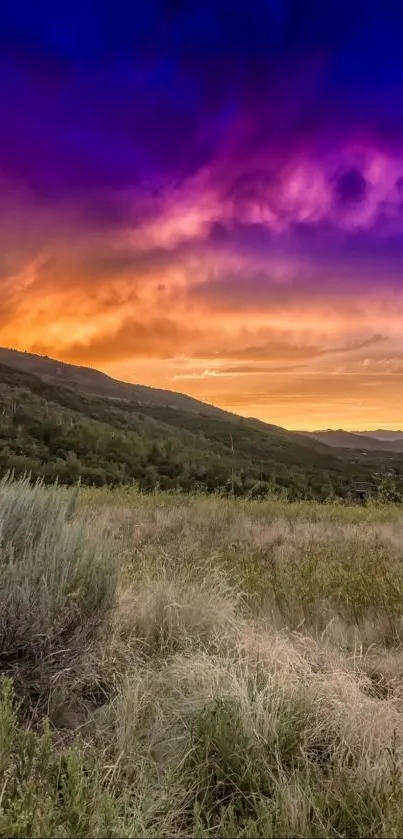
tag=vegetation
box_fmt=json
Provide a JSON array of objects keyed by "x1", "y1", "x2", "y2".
[
  {"x1": 1, "y1": 349, "x2": 402, "y2": 500},
  {"x1": 2, "y1": 476, "x2": 403, "y2": 836}
]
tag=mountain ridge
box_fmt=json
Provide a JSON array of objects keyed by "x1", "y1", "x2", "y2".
[
  {"x1": 298, "y1": 429, "x2": 403, "y2": 452},
  {"x1": 0, "y1": 347, "x2": 228, "y2": 417}
]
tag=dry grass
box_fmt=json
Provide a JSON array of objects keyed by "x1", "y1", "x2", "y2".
[{"x1": 2, "y1": 479, "x2": 403, "y2": 836}]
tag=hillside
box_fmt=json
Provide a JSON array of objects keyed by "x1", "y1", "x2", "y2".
[
  {"x1": 0, "y1": 347, "x2": 401, "y2": 499},
  {"x1": 0, "y1": 347, "x2": 224, "y2": 416}
]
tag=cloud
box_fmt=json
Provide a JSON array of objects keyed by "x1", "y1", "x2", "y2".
[
  {"x1": 209, "y1": 363, "x2": 304, "y2": 375},
  {"x1": 360, "y1": 355, "x2": 403, "y2": 374},
  {"x1": 191, "y1": 334, "x2": 388, "y2": 364},
  {"x1": 172, "y1": 362, "x2": 304, "y2": 380},
  {"x1": 2, "y1": 0, "x2": 403, "y2": 429},
  {"x1": 105, "y1": 147, "x2": 403, "y2": 258},
  {"x1": 208, "y1": 372, "x2": 403, "y2": 407},
  {"x1": 31, "y1": 316, "x2": 203, "y2": 365},
  {"x1": 335, "y1": 168, "x2": 368, "y2": 204},
  {"x1": 333, "y1": 334, "x2": 387, "y2": 354}
]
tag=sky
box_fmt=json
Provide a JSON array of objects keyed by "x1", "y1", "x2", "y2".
[{"x1": 1, "y1": 0, "x2": 403, "y2": 430}]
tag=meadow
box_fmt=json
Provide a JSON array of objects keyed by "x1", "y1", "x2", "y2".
[{"x1": 2, "y1": 476, "x2": 403, "y2": 836}]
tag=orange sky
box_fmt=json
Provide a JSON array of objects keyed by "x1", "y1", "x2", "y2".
[
  {"x1": 3, "y1": 4, "x2": 403, "y2": 430},
  {"x1": 2, "y1": 231, "x2": 403, "y2": 431}
]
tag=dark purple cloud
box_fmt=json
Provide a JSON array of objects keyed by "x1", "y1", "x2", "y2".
[
  {"x1": 2, "y1": 1, "x2": 403, "y2": 208},
  {"x1": 336, "y1": 169, "x2": 368, "y2": 205}
]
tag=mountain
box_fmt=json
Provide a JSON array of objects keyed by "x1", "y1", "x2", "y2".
[
  {"x1": 298, "y1": 429, "x2": 403, "y2": 453},
  {"x1": 0, "y1": 347, "x2": 401, "y2": 500},
  {"x1": 356, "y1": 430, "x2": 403, "y2": 443}
]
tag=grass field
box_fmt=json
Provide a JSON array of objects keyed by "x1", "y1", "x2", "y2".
[{"x1": 2, "y1": 477, "x2": 403, "y2": 837}]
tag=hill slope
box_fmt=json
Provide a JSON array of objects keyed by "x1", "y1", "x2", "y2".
[
  {"x1": 0, "y1": 348, "x2": 401, "y2": 499},
  {"x1": 0, "y1": 348, "x2": 225, "y2": 415}
]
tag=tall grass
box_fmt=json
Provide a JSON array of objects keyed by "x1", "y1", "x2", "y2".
[{"x1": 2, "y1": 479, "x2": 403, "y2": 836}]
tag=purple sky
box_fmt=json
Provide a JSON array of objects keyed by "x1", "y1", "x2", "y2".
[{"x1": 1, "y1": 0, "x2": 403, "y2": 428}]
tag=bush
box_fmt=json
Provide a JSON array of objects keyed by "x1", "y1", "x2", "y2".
[{"x1": 0, "y1": 475, "x2": 118, "y2": 703}]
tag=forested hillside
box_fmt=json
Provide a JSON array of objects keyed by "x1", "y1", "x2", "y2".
[{"x1": 0, "y1": 349, "x2": 401, "y2": 500}]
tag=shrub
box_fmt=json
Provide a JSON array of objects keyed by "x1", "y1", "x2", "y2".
[{"x1": 0, "y1": 475, "x2": 118, "y2": 704}]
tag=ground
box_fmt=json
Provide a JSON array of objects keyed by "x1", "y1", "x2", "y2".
[{"x1": 2, "y1": 478, "x2": 403, "y2": 837}]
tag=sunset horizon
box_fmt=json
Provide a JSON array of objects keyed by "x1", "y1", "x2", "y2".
[
  {"x1": 2, "y1": 1, "x2": 403, "y2": 431},
  {"x1": 1, "y1": 343, "x2": 402, "y2": 434}
]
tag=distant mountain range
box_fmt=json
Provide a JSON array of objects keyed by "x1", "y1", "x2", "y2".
[
  {"x1": 356, "y1": 430, "x2": 403, "y2": 442},
  {"x1": 298, "y1": 429, "x2": 403, "y2": 452},
  {"x1": 0, "y1": 347, "x2": 402, "y2": 499}
]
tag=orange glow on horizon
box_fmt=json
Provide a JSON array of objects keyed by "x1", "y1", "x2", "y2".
[{"x1": 2, "y1": 196, "x2": 403, "y2": 432}]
